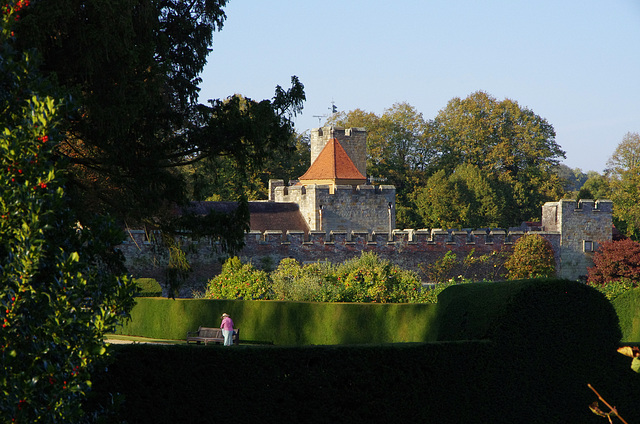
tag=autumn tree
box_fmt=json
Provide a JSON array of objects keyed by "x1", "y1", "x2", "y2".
[
  {"x1": 587, "y1": 238, "x2": 640, "y2": 286},
  {"x1": 425, "y1": 91, "x2": 565, "y2": 227},
  {"x1": 14, "y1": 0, "x2": 305, "y2": 251}
]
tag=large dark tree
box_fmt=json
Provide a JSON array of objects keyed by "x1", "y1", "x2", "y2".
[{"x1": 15, "y1": 0, "x2": 305, "y2": 250}]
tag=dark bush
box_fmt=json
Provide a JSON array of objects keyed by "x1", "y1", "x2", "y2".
[
  {"x1": 134, "y1": 278, "x2": 162, "y2": 297},
  {"x1": 588, "y1": 238, "x2": 640, "y2": 286},
  {"x1": 436, "y1": 279, "x2": 625, "y2": 423},
  {"x1": 611, "y1": 287, "x2": 640, "y2": 342}
]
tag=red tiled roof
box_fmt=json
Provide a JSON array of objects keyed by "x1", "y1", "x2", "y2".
[{"x1": 299, "y1": 138, "x2": 365, "y2": 182}]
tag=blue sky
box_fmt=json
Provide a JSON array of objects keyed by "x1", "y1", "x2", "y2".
[{"x1": 199, "y1": 0, "x2": 640, "y2": 173}]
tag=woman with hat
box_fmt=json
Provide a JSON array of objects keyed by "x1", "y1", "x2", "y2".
[{"x1": 220, "y1": 313, "x2": 235, "y2": 346}]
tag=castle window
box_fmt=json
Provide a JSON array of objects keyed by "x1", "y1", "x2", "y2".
[{"x1": 583, "y1": 240, "x2": 595, "y2": 252}]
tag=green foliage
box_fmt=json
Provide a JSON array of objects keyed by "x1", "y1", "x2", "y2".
[
  {"x1": 423, "y1": 251, "x2": 458, "y2": 283},
  {"x1": 505, "y1": 234, "x2": 556, "y2": 279},
  {"x1": 555, "y1": 164, "x2": 588, "y2": 193},
  {"x1": 0, "y1": 5, "x2": 137, "y2": 421},
  {"x1": 204, "y1": 257, "x2": 271, "y2": 300},
  {"x1": 115, "y1": 297, "x2": 439, "y2": 344},
  {"x1": 328, "y1": 92, "x2": 565, "y2": 229},
  {"x1": 611, "y1": 287, "x2": 640, "y2": 342},
  {"x1": 428, "y1": 91, "x2": 566, "y2": 226},
  {"x1": 607, "y1": 132, "x2": 640, "y2": 239},
  {"x1": 205, "y1": 253, "x2": 428, "y2": 303},
  {"x1": 186, "y1": 131, "x2": 310, "y2": 202},
  {"x1": 270, "y1": 258, "x2": 329, "y2": 302},
  {"x1": 414, "y1": 164, "x2": 503, "y2": 229},
  {"x1": 134, "y1": 278, "x2": 163, "y2": 297},
  {"x1": 163, "y1": 236, "x2": 191, "y2": 299},
  {"x1": 422, "y1": 249, "x2": 508, "y2": 285},
  {"x1": 587, "y1": 238, "x2": 640, "y2": 287},
  {"x1": 332, "y1": 252, "x2": 425, "y2": 303},
  {"x1": 104, "y1": 281, "x2": 639, "y2": 424},
  {"x1": 15, "y1": 0, "x2": 305, "y2": 253},
  {"x1": 591, "y1": 279, "x2": 634, "y2": 301}
]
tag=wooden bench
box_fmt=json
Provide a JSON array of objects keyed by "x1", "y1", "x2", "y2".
[{"x1": 186, "y1": 326, "x2": 240, "y2": 345}]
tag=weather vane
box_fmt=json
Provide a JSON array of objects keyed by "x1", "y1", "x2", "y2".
[{"x1": 312, "y1": 101, "x2": 338, "y2": 126}]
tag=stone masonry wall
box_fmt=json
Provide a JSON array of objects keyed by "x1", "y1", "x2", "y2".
[
  {"x1": 272, "y1": 183, "x2": 396, "y2": 233},
  {"x1": 120, "y1": 228, "x2": 561, "y2": 297},
  {"x1": 542, "y1": 199, "x2": 612, "y2": 280}
]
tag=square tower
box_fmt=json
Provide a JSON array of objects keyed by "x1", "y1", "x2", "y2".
[
  {"x1": 310, "y1": 127, "x2": 367, "y2": 178},
  {"x1": 542, "y1": 199, "x2": 613, "y2": 280}
]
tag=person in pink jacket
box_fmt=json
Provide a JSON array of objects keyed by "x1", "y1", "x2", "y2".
[{"x1": 220, "y1": 313, "x2": 235, "y2": 346}]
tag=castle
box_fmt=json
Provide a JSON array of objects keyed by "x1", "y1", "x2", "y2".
[
  {"x1": 119, "y1": 127, "x2": 613, "y2": 295},
  {"x1": 269, "y1": 127, "x2": 395, "y2": 234}
]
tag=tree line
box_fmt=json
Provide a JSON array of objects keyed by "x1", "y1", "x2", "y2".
[{"x1": 322, "y1": 101, "x2": 638, "y2": 240}]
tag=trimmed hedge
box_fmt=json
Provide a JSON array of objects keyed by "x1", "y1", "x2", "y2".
[
  {"x1": 97, "y1": 279, "x2": 640, "y2": 424},
  {"x1": 92, "y1": 341, "x2": 497, "y2": 424},
  {"x1": 133, "y1": 278, "x2": 162, "y2": 297},
  {"x1": 436, "y1": 279, "x2": 626, "y2": 423},
  {"x1": 115, "y1": 298, "x2": 440, "y2": 345},
  {"x1": 612, "y1": 287, "x2": 640, "y2": 342}
]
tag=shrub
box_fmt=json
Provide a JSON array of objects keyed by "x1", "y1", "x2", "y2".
[
  {"x1": 204, "y1": 257, "x2": 271, "y2": 300},
  {"x1": 270, "y1": 258, "x2": 326, "y2": 301},
  {"x1": 0, "y1": 7, "x2": 137, "y2": 421},
  {"x1": 423, "y1": 251, "x2": 458, "y2": 283},
  {"x1": 587, "y1": 238, "x2": 640, "y2": 286},
  {"x1": 421, "y1": 249, "x2": 509, "y2": 283},
  {"x1": 134, "y1": 278, "x2": 163, "y2": 297},
  {"x1": 591, "y1": 279, "x2": 634, "y2": 300},
  {"x1": 504, "y1": 234, "x2": 556, "y2": 280},
  {"x1": 333, "y1": 252, "x2": 425, "y2": 303}
]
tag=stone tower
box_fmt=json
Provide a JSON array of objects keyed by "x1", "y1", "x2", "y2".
[
  {"x1": 542, "y1": 199, "x2": 613, "y2": 280},
  {"x1": 270, "y1": 126, "x2": 395, "y2": 234},
  {"x1": 310, "y1": 127, "x2": 367, "y2": 178}
]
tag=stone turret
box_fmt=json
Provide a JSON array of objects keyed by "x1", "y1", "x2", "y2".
[{"x1": 542, "y1": 199, "x2": 613, "y2": 280}]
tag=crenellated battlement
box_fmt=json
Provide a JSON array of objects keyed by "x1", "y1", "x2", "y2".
[
  {"x1": 122, "y1": 227, "x2": 560, "y2": 266},
  {"x1": 542, "y1": 198, "x2": 613, "y2": 279},
  {"x1": 272, "y1": 182, "x2": 395, "y2": 199},
  {"x1": 270, "y1": 180, "x2": 396, "y2": 233},
  {"x1": 119, "y1": 226, "x2": 562, "y2": 296}
]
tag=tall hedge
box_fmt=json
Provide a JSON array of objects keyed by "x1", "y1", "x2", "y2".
[
  {"x1": 436, "y1": 279, "x2": 624, "y2": 423},
  {"x1": 115, "y1": 298, "x2": 440, "y2": 345},
  {"x1": 611, "y1": 287, "x2": 640, "y2": 342}
]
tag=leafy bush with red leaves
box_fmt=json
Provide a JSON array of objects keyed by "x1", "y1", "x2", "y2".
[{"x1": 587, "y1": 238, "x2": 640, "y2": 286}]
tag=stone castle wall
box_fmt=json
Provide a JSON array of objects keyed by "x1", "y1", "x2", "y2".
[
  {"x1": 119, "y1": 199, "x2": 613, "y2": 297},
  {"x1": 310, "y1": 127, "x2": 367, "y2": 177},
  {"x1": 542, "y1": 199, "x2": 613, "y2": 280},
  {"x1": 120, "y1": 227, "x2": 561, "y2": 297},
  {"x1": 271, "y1": 182, "x2": 396, "y2": 233}
]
